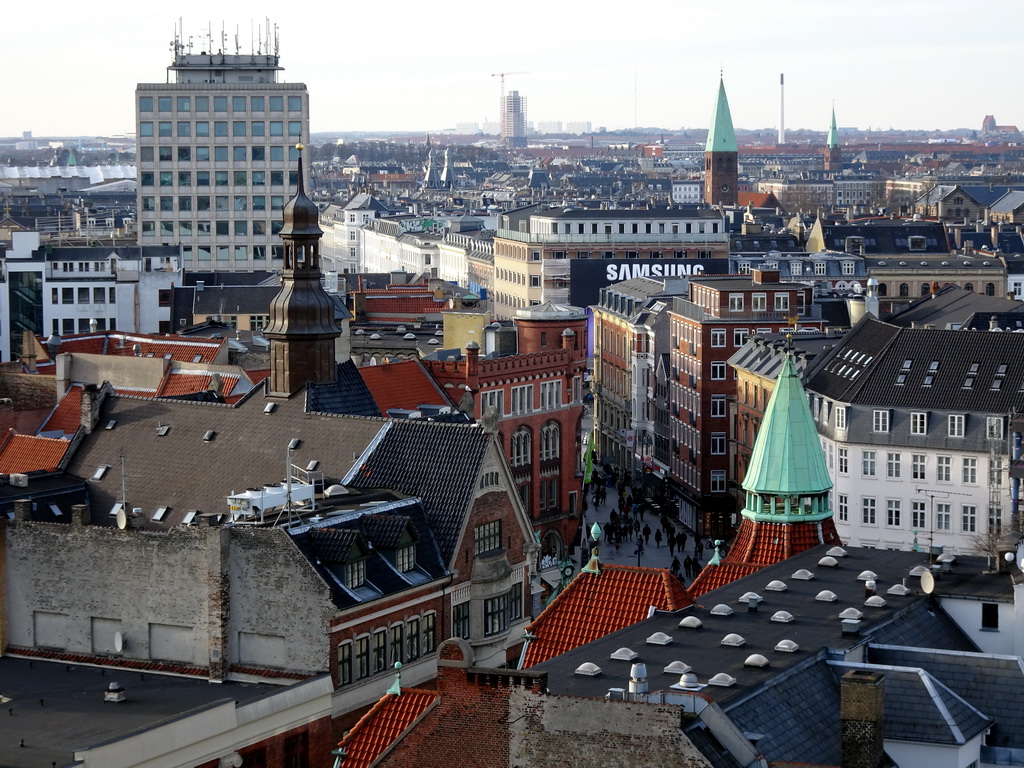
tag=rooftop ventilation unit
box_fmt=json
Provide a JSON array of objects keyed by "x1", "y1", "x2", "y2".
[
  {"x1": 574, "y1": 662, "x2": 602, "y2": 677},
  {"x1": 744, "y1": 654, "x2": 769, "y2": 669},
  {"x1": 646, "y1": 632, "x2": 672, "y2": 646},
  {"x1": 708, "y1": 673, "x2": 737, "y2": 687},
  {"x1": 771, "y1": 611, "x2": 794, "y2": 623},
  {"x1": 775, "y1": 639, "x2": 799, "y2": 653},
  {"x1": 721, "y1": 633, "x2": 745, "y2": 647},
  {"x1": 857, "y1": 570, "x2": 878, "y2": 581},
  {"x1": 816, "y1": 590, "x2": 838, "y2": 602},
  {"x1": 765, "y1": 580, "x2": 787, "y2": 592},
  {"x1": 864, "y1": 595, "x2": 887, "y2": 608},
  {"x1": 710, "y1": 604, "x2": 734, "y2": 617},
  {"x1": 663, "y1": 661, "x2": 691, "y2": 675},
  {"x1": 678, "y1": 616, "x2": 703, "y2": 629},
  {"x1": 610, "y1": 648, "x2": 638, "y2": 661},
  {"x1": 818, "y1": 556, "x2": 839, "y2": 567},
  {"x1": 791, "y1": 568, "x2": 815, "y2": 580}
]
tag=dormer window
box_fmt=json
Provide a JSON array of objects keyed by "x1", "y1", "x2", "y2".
[
  {"x1": 396, "y1": 545, "x2": 416, "y2": 573},
  {"x1": 908, "y1": 236, "x2": 927, "y2": 251},
  {"x1": 345, "y1": 559, "x2": 366, "y2": 588}
]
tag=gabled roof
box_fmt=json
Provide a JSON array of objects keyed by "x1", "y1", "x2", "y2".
[
  {"x1": 39, "y1": 385, "x2": 83, "y2": 437},
  {"x1": 37, "y1": 332, "x2": 225, "y2": 368},
  {"x1": 705, "y1": 78, "x2": 737, "y2": 154},
  {"x1": 305, "y1": 361, "x2": 383, "y2": 418},
  {"x1": 0, "y1": 431, "x2": 70, "y2": 473},
  {"x1": 805, "y1": 316, "x2": 1024, "y2": 412},
  {"x1": 358, "y1": 360, "x2": 455, "y2": 415},
  {"x1": 65, "y1": 389, "x2": 385, "y2": 528},
  {"x1": 885, "y1": 284, "x2": 1023, "y2": 330},
  {"x1": 869, "y1": 645, "x2": 1024, "y2": 748},
  {"x1": 742, "y1": 355, "x2": 832, "y2": 499},
  {"x1": 521, "y1": 564, "x2": 693, "y2": 668},
  {"x1": 337, "y1": 689, "x2": 438, "y2": 768},
  {"x1": 343, "y1": 421, "x2": 494, "y2": 563}
]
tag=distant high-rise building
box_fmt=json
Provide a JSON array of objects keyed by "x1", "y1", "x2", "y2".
[
  {"x1": 537, "y1": 120, "x2": 562, "y2": 135},
  {"x1": 135, "y1": 25, "x2": 309, "y2": 271},
  {"x1": 565, "y1": 121, "x2": 592, "y2": 135},
  {"x1": 501, "y1": 90, "x2": 528, "y2": 149}
]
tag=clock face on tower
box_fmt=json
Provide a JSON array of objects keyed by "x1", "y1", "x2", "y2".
[{"x1": 721, "y1": 184, "x2": 730, "y2": 193}]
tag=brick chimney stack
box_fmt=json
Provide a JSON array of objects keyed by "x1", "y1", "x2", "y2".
[
  {"x1": 80, "y1": 383, "x2": 100, "y2": 434},
  {"x1": 840, "y1": 669, "x2": 886, "y2": 768},
  {"x1": 465, "y1": 341, "x2": 480, "y2": 379}
]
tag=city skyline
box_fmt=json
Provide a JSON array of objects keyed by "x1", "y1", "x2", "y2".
[{"x1": 4, "y1": 0, "x2": 1022, "y2": 139}]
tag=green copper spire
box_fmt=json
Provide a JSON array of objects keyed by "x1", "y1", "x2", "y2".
[
  {"x1": 741, "y1": 354, "x2": 833, "y2": 523},
  {"x1": 826, "y1": 106, "x2": 839, "y2": 149},
  {"x1": 705, "y1": 78, "x2": 737, "y2": 154}
]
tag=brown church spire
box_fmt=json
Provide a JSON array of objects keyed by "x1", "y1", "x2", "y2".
[{"x1": 264, "y1": 145, "x2": 343, "y2": 397}]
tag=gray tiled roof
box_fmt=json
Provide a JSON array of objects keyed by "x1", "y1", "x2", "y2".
[
  {"x1": 885, "y1": 285, "x2": 1024, "y2": 330},
  {"x1": 66, "y1": 389, "x2": 386, "y2": 527},
  {"x1": 804, "y1": 316, "x2": 1024, "y2": 413},
  {"x1": 306, "y1": 361, "x2": 382, "y2": 417},
  {"x1": 867, "y1": 599, "x2": 978, "y2": 651},
  {"x1": 869, "y1": 645, "x2": 1024, "y2": 749},
  {"x1": 343, "y1": 421, "x2": 492, "y2": 563},
  {"x1": 830, "y1": 663, "x2": 991, "y2": 744}
]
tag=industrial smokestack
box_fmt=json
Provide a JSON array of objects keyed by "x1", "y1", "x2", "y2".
[{"x1": 778, "y1": 73, "x2": 785, "y2": 145}]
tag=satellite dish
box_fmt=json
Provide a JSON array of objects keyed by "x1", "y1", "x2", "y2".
[
  {"x1": 920, "y1": 570, "x2": 935, "y2": 595},
  {"x1": 116, "y1": 508, "x2": 127, "y2": 530},
  {"x1": 113, "y1": 631, "x2": 124, "y2": 653}
]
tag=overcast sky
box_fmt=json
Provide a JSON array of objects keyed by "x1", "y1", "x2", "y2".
[{"x1": 5, "y1": 0, "x2": 1021, "y2": 139}]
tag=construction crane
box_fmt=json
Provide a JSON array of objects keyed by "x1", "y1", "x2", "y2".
[{"x1": 491, "y1": 70, "x2": 529, "y2": 114}]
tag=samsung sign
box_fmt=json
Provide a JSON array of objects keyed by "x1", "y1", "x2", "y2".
[{"x1": 569, "y1": 258, "x2": 731, "y2": 307}]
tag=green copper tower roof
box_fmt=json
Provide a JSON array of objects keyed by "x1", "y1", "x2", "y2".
[
  {"x1": 741, "y1": 354, "x2": 833, "y2": 522},
  {"x1": 705, "y1": 78, "x2": 737, "y2": 154},
  {"x1": 826, "y1": 106, "x2": 839, "y2": 149}
]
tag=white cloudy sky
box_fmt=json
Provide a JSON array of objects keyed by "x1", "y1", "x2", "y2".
[{"x1": 4, "y1": 0, "x2": 1021, "y2": 138}]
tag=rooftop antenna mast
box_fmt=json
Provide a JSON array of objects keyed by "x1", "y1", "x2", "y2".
[
  {"x1": 119, "y1": 448, "x2": 128, "y2": 510},
  {"x1": 235, "y1": 27, "x2": 240, "y2": 55}
]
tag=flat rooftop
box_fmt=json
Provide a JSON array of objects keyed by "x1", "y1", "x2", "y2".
[{"x1": 0, "y1": 657, "x2": 278, "y2": 768}]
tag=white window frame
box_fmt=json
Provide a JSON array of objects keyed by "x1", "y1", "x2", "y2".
[
  {"x1": 936, "y1": 455, "x2": 951, "y2": 483},
  {"x1": 873, "y1": 409, "x2": 890, "y2": 433},
  {"x1": 948, "y1": 414, "x2": 965, "y2": 438},
  {"x1": 710, "y1": 362, "x2": 726, "y2": 380},
  {"x1": 774, "y1": 293, "x2": 790, "y2": 312},
  {"x1": 835, "y1": 406, "x2": 847, "y2": 431},
  {"x1": 862, "y1": 450, "x2": 876, "y2": 477},
  {"x1": 911, "y1": 412, "x2": 928, "y2": 435},
  {"x1": 710, "y1": 329, "x2": 726, "y2": 348},
  {"x1": 511, "y1": 384, "x2": 533, "y2": 415}
]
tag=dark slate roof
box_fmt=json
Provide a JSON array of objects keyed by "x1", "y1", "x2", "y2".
[
  {"x1": 306, "y1": 361, "x2": 383, "y2": 417},
  {"x1": 868, "y1": 645, "x2": 1024, "y2": 749},
  {"x1": 65, "y1": 387, "x2": 386, "y2": 528},
  {"x1": 884, "y1": 284, "x2": 1024, "y2": 329},
  {"x1": 192, "y1": 285, "x2": 280, "y2": 316},
  {"x1": 804, "y1": 316, "x2": 1024, "y2": 413},
  {"x1": 360, "y1": 514, "x2": 413, "y2": 548},
  {"x1": 960, "y1": 310, "x2": 1024, "y2": 332},
  {"x1": 288, "y1": 497, "x2": 447, "y2": 609},
  {"x1": 310, "y1": 527, "x2": 361, "y2": 563},
  {"x1": 819, "y1": 219, "x2": 950, "y2": 254},
  {"x1": 830, "y1": 664, "x2": 991, "y2": 744},
  {"x1": 529, "y1": 546, "x2": 989, "y2": 710},
  {"x1": 183, "y1": 271, "x2": 278, "y2": 287},
  {"x1": 343, "y1": 421, "x2": 492, "y2": 563},
  {"x1": 867, "y1": 599, "x2": 978, "y2": 651},
  {"x1": 723, "y1": 654, "x2": 842, "y2": 766},
  {"x1": 537, "y1": 205, "x2": 723, "y2": 220}
]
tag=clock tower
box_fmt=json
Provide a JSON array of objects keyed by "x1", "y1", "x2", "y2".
[{"x1": 704, "y1": 77, "x2": 738, "y2": 207}]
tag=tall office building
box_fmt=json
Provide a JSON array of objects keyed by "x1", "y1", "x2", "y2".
[
  {"x1": 500, "y1": 90, "x2": 528, "y2": 149},
  {"x1": 136, "y1": 27, "x2": 309, "y2": 270}
]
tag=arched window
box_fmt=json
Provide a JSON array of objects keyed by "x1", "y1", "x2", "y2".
[
  {"x1": 920, "y1": 283, "x2": 930, "y2": 296},
  {"x1": 899, "y1": 283, "x2": 909, "y2": 297},
  {"x1": 877, "y1": 283, "x2": 888, "y2": 297},
  {"x1": 511, "y1": 427, "x2": 531, "y2": 467},
  {"x1": 540, "y1": 421, "x2": 560, "y2": 461},
  {"x1": 986, "y1": 283, "x2": 995, "y2": 296},
  {"x1": 964, "y1": 283, "x2": 974, "y2": 292}
]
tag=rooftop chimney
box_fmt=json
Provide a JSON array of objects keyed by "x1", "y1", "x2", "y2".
[
  {"x1": 465, "y1": 341, "x2": 480, "y2": 378},
  {"x1": 80, "y1": 384, "x2": 100, "y2": 434},
  {"x1": 840, "y1": 669, "x2": 886, "y2": 768}
]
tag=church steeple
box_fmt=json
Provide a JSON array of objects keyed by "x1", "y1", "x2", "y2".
[
  {"x1": 824, "y1": 106, "x2": 842, "y2": 172},
  {"x1": 741, "y1": 354, "x2": 833, "y2": 522},
  {"x1": 264, "y1": 145, "x2": 343, "y2": 397},
  {"x1": 686, "y1": 350, "x2": 841, "y2": 597},
  {"x1": 704, "y1": 77, "x2": 738, "y2": 206}
]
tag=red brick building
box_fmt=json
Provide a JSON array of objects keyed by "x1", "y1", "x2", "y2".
[
  {"x1": 668, "y1": 270, "x2": 825, "y2": 536},
  {"x1": 423, "y1": 303, "x2": 588, "y2": 561}
]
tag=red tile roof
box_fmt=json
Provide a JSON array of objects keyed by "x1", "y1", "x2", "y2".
[
  {"x1": 688, "y1": 518, "x2": 843, "y2": 597},
  {"x1": 362, "y1": 295, "x2": 445, "y2": 318},
  {"x1": 37, "y1": 332, "x2": 225, "y2": 365},
  {"x1": 338, "y1": 689, "x2": 438, "y2": 768},
  {"x1": 358, "y1": 360, "x2": 453, "y2": 414},
  {"x1": 522, "y1": 564, "x2": 694, "y2": 668},
  {"x1": 159, "y1": 373, "x2": 240, "y2": 397},
  {"x1": 40, "y1": 385, "x2": 83, "y2": 436},
  {"x1": 0, "y1": 431, "x2": 70, "y2": 473}
]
